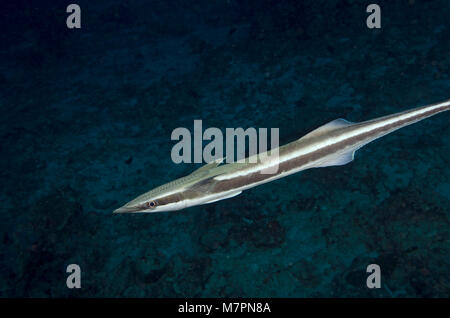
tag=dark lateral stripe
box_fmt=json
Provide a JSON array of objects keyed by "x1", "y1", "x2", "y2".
[
  {"x1": 156, "y1": 193, "x2": 183, "y2": 206},
  {"x1": 210, "y1": 102, "x2": 449, "y2": 194},
  {"x1": 156, "y1": 188, "x2": 210, "y2": 206}
]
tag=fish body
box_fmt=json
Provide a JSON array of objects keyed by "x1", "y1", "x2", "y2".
[{"x1": 114, "y1": 99, "x2": 450, "y2": 213}]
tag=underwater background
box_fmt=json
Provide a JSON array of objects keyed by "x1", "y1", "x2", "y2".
[{"x1": 0, "y1": 0, "x2": 449, "y2": 297}]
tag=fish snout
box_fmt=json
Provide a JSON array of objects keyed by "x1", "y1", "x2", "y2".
[{"x1": 113, "y1": 205, "x2": 141, "y2": 214}]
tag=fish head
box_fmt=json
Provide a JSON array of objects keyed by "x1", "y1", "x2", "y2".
[{"x1": 113, "y1": 171, "x2": 215, "y2": 214}]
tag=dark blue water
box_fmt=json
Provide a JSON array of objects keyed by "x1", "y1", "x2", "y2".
[{"x1": 0, "y1": 0, "x2": 449, "y2": 297}]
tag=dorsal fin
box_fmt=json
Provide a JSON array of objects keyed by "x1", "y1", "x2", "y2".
[
  {"x1": 299, "y1": 118, "x2": 354, "y2": 141},
  {"x1": 190, "y1": 157, "x2": 224, "y2": 175}
]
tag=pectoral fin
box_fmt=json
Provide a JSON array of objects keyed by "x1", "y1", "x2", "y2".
[
  {"x1": 191, "y1": 157, "x2": 225, "y2": 175},
  {"x1": 204, "y1": 191, "x2": 242, "y2": 204}
]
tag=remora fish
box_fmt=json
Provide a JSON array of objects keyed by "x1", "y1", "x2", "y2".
[{"x1": 114, "y1": 99, "x2": 450, "y2": 213}]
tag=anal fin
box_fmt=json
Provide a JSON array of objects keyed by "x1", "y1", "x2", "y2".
[{"x1": 314, "y1": 149, "x2": 356, "y2": 168}]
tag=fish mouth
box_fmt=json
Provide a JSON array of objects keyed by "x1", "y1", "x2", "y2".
[{"x1": 113, "y1": 205, "x2": 142, "y2": 214}]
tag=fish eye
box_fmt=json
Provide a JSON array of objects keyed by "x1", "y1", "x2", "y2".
[{"x1": 146, "y1": 201, "x2": 158, "y2": 208}]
